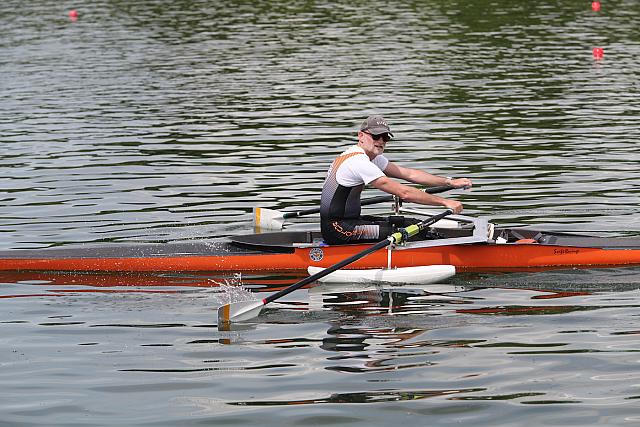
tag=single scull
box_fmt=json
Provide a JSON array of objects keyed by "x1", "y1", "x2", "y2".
[{"x1": 2, "y1": 212, "x2": 640, "y2": 273}]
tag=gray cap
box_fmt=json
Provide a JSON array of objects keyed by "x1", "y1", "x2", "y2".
[{"x1": 359, "y1": 115, "x2": 394, "y2": 137}]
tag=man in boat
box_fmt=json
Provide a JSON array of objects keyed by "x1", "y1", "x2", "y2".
[{"x1": 320, "y1": 115, "x2": 472, "y2": 245}]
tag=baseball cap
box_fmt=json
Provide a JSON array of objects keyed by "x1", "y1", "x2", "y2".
[{"x1": 359, "y1": 115, "x2": 394, "y2": 137}]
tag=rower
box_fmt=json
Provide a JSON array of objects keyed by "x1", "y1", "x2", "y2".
[{"x1": 319, "y1": 115, "x2": 472, "y2": 245}]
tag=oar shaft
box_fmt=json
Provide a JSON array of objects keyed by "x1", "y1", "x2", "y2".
[
  {"x1": 264, "y1": 209, "x2": 453, "y2": 305},
  {"x1": 223, "y1": 209, "x2": 453, "y2": 322},
  {"x1": 424, "y1": 184, "x2": 457, "y2": 195},
  {"x1": 282, "y1": 198, "x2": 390, "y2": 219},
  {"x1": 282, "y1": 207, "x2": 320, "y2": 219},
  {"x1": 281, "y1": 185, "x2": 455, "y2": 219},
  {"x1": 264, "y1": 238, "x2": 391, "y2": 304}
]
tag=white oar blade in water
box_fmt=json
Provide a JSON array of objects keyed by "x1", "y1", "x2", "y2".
[
  {"x1": 218, "y1": 300, "x2": 265, "y2": 323},
  {"x1": 307, "y1": 265, "x2": 455, "y2": 285},
  {"x1": 253, "y1": 207, "x2": 285, "y2": 230}
]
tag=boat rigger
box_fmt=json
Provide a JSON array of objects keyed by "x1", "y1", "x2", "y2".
[{"x1": 1, "y1": 213, "x2": 640, "y2": 273}]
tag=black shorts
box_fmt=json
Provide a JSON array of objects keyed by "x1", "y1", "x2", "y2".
[{"x1": 320, "y1": 215, "x2": 435, "y2": 245}]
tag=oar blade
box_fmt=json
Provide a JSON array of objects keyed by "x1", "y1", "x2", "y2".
[
  {"x1": 253, "y1": 207, "x2": 285, "y2": 230},
  {"x1": 218, "y1": 300, "x2": 265, "y2": 323}
]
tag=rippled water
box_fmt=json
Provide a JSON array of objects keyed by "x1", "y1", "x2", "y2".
[{"x1": 2, "y1": 0, "x2": 640, "y2": 425}]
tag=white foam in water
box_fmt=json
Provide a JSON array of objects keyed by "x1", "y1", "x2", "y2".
[{"x1": 209, "y1": 273, "x2": 258, "y2": 305}]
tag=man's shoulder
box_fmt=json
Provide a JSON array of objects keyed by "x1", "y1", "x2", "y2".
[
  {"x1": 338, "y1": 145, "x2": 367, "y2": 157},
  {"x1": 372, "y1": 154, "x2": 389, "y2": 169}
]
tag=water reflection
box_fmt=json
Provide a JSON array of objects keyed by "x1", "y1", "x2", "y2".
[
  {"x1": 2, "y1": 1, "x2": 640, "y2": 249},
  {"x1": 2, "y1": 0, "x2": 640, "y2": 424},
  {"x1": 227, "y1": 387, "x2": 486, "y2": 406},
  {"x1": 208, "y1": 279, "x2": 640, "y2": 408}
]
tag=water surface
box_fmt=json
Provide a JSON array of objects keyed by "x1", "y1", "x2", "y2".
[{"x1": 1, "y1": 0, "x2": 640, "y2": 425}]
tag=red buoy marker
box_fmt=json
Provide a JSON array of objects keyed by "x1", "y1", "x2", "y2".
[
  {"x1": 68, "y1": 10, "x2": 78, "y2": 21},
  {"x1": 592, "y1": 47, "x2": 604, "y2": 59},
  {"x1": 591, "y1": 2, "x2": 601, "y2": 11}
]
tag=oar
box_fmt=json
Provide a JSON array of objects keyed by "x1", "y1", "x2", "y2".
[
  {"x1": 254, "y1": 185, "x2": 455, "y2": 230},
  {"x1": 218, "y1": 209, "x2": 453, "y2": 323}
]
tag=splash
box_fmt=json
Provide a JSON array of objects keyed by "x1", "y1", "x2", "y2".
[{"x1": 209, "y1": 273, "x2": 258, "y2": 306}]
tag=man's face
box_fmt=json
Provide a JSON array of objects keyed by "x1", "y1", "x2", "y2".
[{"x1": 358, "y1": 131, "x2": 388, "y2": 159}]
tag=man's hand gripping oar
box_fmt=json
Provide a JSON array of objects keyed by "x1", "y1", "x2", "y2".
[
  {"x1": 254, "y1": 185, "x2": 457, "y2": 230},
  {"x1": 218, "y1": 209, "x2": 454, "y2": 324}
]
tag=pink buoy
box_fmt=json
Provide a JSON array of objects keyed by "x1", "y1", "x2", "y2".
[
  {"x1": 592, "y1": 47, "x2": 604, "y2": 59},
  {"x1": 68, "y1": 10, "x2": 78, "y2": 21},
  {"x1": 591, "y1": 2, "x2": 601, "y2": 11}
]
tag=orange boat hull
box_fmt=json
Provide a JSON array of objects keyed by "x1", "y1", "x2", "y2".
[{"x1": 2, "y1": 243, "x2": 640, "y2": 273}]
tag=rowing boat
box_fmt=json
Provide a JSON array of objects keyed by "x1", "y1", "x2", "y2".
[{"x1": 2, "y1": 213, "x2": 640, "y2": 273}]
